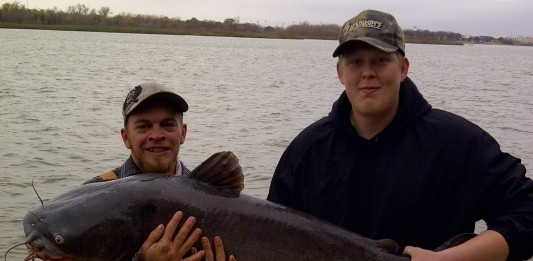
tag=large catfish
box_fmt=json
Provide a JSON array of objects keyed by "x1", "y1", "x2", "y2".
[{"x1": 21, "y1": 152, "x2": 465, "y2": 260}]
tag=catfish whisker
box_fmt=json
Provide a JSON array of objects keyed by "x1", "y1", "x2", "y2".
[
  {"x1": 4, "y1": 241, "x2": 29, "y2": 261},
  {"x1": 31, "y1": 177, "x2": 44, "y2": 206}
]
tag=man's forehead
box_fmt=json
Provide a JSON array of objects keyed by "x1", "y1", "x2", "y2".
[
  {"x1": 341, "y1": 41, "x2": 391, "y2": 55},
  {"x1": 130, "y1": 115, "x2": 179, "y2": 123},
  {"x1": 126, "y1": 102, "x2": 182, "y2": 126},
  {"x1": 129, "y1": 98, "x2": 181, "y2": 115}
]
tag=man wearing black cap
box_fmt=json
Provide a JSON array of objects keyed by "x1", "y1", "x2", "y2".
[
  {"x1": 85, "y1": 83, "x2": 235, "y2": 261},
  {"x1": 268, "y1": 10, "x2": 533, "y2": 261}
]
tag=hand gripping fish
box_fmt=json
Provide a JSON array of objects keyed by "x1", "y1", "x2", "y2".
[{"x1": 16, "y1": 152, "x2": 472, "y2": 260}]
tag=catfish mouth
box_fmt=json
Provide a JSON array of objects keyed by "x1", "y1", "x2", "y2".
[
  {"x1": 3, "y1": 240, "x2": 68, "y2": 261},
  {"x1": 24, "y1": 248, "x2": 40, "y2": 261},
  {"x1": 23, "y1": 234, "x2": 74, "y2": 261},
  {"x1": 25, "y1": 242, "x2": 61, "y2": 261}
]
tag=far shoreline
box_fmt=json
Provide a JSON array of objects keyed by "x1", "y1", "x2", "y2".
[{"x1": 0, "y1": 23, "x2": 465, "y2": 46}]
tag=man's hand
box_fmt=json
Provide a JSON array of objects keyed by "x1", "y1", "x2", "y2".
[
  {"x1": 403, "y1": 230, "x2": 508, "y2": 261},
  {"x1": 403, "y1": 246, "x2": 442, "y2": 261},
  {"x1": 139, "y1": 211, "x2": 205, "y2": 261},
  {"x1": 200, "y1": 236, "x2": 237, "y2": 261}
]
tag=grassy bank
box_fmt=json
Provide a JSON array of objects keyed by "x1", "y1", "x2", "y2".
[
  {"x1": 1, "y1": 23, "x2": 465, "y2": 45},
  {"x1": 0, "y1": 23, "x2": 303, "y2": 39}
]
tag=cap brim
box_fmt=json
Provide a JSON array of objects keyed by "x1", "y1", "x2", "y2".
[
  {"x1": 333, "y1": 38, "x2": 399, "y2": 57},
  {"x1": 154, "y1": 92, "x2": 189, "y2": 113},
  {"x1": 126, "y1": 91, "x2": 188, "y2": 117}
]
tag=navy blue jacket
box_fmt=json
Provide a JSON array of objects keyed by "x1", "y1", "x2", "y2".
[{"x1": 267, "y1": 77, "x2": 533, "y2": 260}]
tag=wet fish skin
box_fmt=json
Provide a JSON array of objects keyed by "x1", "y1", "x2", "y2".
[
  {"x1": 24, "y1": 174, "x2": 411, "y2": 260},
  {"x1": 23, "y1": 152, "x2": 410, "y2": 261}
]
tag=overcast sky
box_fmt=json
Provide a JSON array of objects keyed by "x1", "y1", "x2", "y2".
[{"x1": 5, "y1": 0, "x2": 533, "y2": 37}]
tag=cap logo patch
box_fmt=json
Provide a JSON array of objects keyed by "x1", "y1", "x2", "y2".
[
  {"x1": 350, "y1": 20, "x2": 382, "y2": 30},
  {"x1": 123, "y1": 85, "x2": 142, "y2": 114}
]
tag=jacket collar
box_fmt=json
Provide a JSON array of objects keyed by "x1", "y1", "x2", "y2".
[{"x1": 328, "y1": 77, "x2": 431, "y2": 141}]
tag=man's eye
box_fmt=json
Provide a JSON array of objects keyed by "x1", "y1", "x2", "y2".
[
  {"x1": 375, "y1": 57, "x2": 389, "y2": 64},
  {"x1": 136, "y1": 124, "x2": 149, "y2": 130},
  {"x1": 163, "y1": 122, "x2": 177, "y2": 128}
]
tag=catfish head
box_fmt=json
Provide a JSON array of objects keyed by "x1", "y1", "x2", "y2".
[{"x1": 22, "y1": 187, "x2": 144, "y2": 261}]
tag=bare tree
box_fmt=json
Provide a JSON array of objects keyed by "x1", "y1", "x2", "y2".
[{"x1": 98, "y1": 6, "x2": 110, "y2": 25}]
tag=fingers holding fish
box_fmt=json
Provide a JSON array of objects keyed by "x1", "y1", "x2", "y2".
[
  {"x1": 213, "y1": 236, "x2": 226, "y2": 261},
  {"x1": 201, "y1": 236, "x2": 237, "y2": 261},
  {"x1": 173, "y1": 217, "x2": 203, "y2": 257},
  {"x1": 139, "y1": 223, "x2": 165, "y2": 254},
  {"x1": 403, "y1": 245, "x2": 439, "y2": 260},
  {"x1": 163, "y1": 211, "x2": 185, "y2": 242},
  {"x1": 139, "y1": 211, "x2": 206, "y2": 261},
  {"x1": 201, "y1": 237, "x2": 214, "y2": 261},
  {"x1": 131, "y1": 210, "x2": 238, "y2": 261}
]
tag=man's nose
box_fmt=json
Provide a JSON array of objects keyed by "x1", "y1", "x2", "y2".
[
  {"x1": 148, "y1": 126, "x2": 165, "y2": 140},
  {"x1": 361, "y1": 63, "x2": 376, "y2": 78}
]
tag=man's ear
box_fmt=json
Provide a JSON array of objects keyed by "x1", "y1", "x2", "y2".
[
  {"x1": 121, "y1": 128, "x2": 131, "y2": 149},
  {"x1": 337, "y1": 62, "x2": 346, "y2": 85},
  {"x1": 401, "y1": 57, "x2": 410, "y2": 81},
  {"x1": 180, "y1": 123, "x2": 187, "y2": 144}
]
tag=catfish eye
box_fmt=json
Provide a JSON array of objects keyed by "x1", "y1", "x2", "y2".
[{"x1": 55, "y1": 235, "x2": 65, "y2": 244}]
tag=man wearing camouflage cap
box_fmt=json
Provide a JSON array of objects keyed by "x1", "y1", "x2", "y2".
[
  {"x1": 84, "y1": 82, "x2": 191, "y2": 184},
  {"x1": 268, "y1": 10, "x2": 533, "y2": 261},
  {"x1": 84, "y1": 83, "x2": 236, "y2": 261}
]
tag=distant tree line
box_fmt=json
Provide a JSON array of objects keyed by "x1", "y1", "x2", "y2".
[
  {"x1": 404, "y1": 29, "x2": 463, "y2": 41},
  {"x1": 403, "y1": 28, "x2": 531, "y2": 46},
  {"x1": 1, "y1": 1, "x2": 530, "y2": 45},
  {"x1": 0, "y1": 2, "x2": 340, "y2": 39}
]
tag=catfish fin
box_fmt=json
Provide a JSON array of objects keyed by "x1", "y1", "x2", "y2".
[
  {"x1": 433, "y1": 233, "x2": 477, "y2": 251},
  {"x1": 377, "y1": 239, "x2": 400, "y2": 254},
  {"x1": 189, "y1": 151, "x2": 244, "y2": 192}
]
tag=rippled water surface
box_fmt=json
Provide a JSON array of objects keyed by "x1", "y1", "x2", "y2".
[{"x1": 1, "y1": 29, "x2": 532, "y2": 259}]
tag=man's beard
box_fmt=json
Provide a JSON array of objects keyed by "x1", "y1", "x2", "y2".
[{"x1": 142, "y1": 158, "x2": 175, "y2": 174}]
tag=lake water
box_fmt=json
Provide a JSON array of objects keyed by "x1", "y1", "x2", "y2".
[{"x1": 1, "y1": 28, "x2": 532, "y2": 259}]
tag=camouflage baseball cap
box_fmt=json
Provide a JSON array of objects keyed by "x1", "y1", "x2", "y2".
[
  {"x1": 122, "y1": 83, "x2": 188, "y2": 125},
  {"x1": 333, "y1": 10, "x2": 405, "y2": 57}
]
